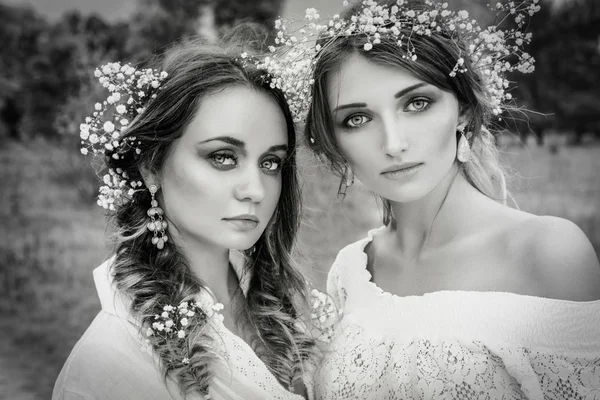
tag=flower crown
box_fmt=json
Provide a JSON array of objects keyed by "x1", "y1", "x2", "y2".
[
  {"x1": 258, "y1": 0, "x2": 540, "y2": 123},
  {"x1": 79, "y1": 62, "x2": 169, "y2": 210}
]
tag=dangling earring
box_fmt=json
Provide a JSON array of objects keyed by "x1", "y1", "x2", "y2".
[
  {"x1": 147, "y1": 184, "x2": 168, "y2": 250},
  {"x1": 337, "y1": 164, "x2": 354, "y2": 196},
  {"x1": 457, "y1": 130, "x2": 471, "y2": 163}
]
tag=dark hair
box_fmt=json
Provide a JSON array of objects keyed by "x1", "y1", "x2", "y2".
[
  {"x1": 305, "y1": 0, "x2": 508, "y2": 223},
  {"x1": 105, "y1": 38, "x2": 314, "y2": 395}
]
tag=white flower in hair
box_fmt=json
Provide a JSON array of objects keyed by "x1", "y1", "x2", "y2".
[
  {"x1": 79, "y1": 62, "x2": 169, "y2": 209},
  {"x1": 257, "y1": 0, "x2": 541, "y2": 123},
  {"x1": 143, "y1": 296, "x2": 225, "y2": 367}
]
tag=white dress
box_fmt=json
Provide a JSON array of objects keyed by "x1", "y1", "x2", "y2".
[
  {"x1": 312, "y1": 228, "x2": 600, "y2": 400},
  {"x1": 53, "y1": 258, "x2": 305, "y2": 400}
]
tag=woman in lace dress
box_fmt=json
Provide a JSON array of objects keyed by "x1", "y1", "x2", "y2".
[
  {"x1": 53, "y1": 39, "x2": 316, "y2": 400},
  {"x1": 299, "y1": 0, "x2": 600, "y2": 398}
]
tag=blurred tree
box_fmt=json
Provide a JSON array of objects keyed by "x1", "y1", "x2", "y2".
[
  {"x1": 0, "y1": 4, "x2": 48, "y2": 139},
  {"x1": 507, "y1": 0, "x2": 600, "y2": 145},
  {"x1": 0, "y1": 4, "x2": 131, "y2": 140},
  {"x1": 126, "y1": 0, "x2": 284, "y2": 61},
  {"x1": 214, "y1": 0, "x2": 284, "y2": 44}
]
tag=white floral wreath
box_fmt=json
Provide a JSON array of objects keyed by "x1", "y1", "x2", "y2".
[{"x1": 257, "y1": 0, "x2": 541, "y2": 123}]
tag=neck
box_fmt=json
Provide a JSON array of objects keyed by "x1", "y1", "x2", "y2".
[
  {"x1": 388, "y1": 164, "x2": 477, "y2": 258},
  {"x1": 177, "y1": 237, "x2": 238, "y2": 305}
]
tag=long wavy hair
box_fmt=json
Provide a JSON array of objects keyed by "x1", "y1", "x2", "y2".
[
  {"x1": 305, "y1": 0, "x2": 508, "y2": 225},
  {"x1": 103, "y1": 39, "x2": 314, "y2": 396}
]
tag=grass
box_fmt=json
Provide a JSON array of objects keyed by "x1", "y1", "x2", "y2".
[{"x1": 0, "y1": 137, "x2": 598, "y2": 399}]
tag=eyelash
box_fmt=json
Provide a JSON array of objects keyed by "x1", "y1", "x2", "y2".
[
  {"x1": 209, "y1": 151, "x2": 237, "y2": 169},
  {"x1": 343, "y1": 114, "x2": 372, "y2": 129},
  {"x1": 260, "y1": 157, "x2": 283, "y2": 174},
  {"x1": 341, "y1": 96, "x2": 434, "y2": 129},
  {"x1": 405, "y1": 97, "x2": 433, "y2": 113},
  {"x1": 209, "y1": 151, "x2": 283, "y2": 174}
]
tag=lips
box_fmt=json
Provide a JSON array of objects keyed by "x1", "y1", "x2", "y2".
[
  {"x1": 222, "y1": 214, "x2": 259, "y2": 231},
  {"x1": 225, "y1": 214, "x2": 259, "y2": 223},
  {"x1": 381, "y1": 162, "x2": 423, "y2": 175}
]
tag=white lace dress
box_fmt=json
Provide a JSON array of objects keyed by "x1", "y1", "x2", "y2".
[{"x1": 312, "y1": 228, "x2": 600, "y2": 400}]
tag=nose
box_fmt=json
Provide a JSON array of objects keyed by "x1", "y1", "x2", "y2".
[
  {"x1": 234, "y1": 166, "x2": 265, "y2": 203},
  {"x1": 381, "y1": 113, "x2": 409, "y2": 157}
]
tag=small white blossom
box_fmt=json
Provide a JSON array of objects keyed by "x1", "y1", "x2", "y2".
[{"x1": 103, "y1": 121, "x2": 115, "y2": 133}]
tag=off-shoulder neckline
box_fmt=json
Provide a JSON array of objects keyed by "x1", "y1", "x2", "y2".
[{"x1": 349, "y1": 226, "x2": 600, "y2": 306}]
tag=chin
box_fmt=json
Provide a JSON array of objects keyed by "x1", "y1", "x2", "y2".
[
  {"x1": 374, "y1": 182, "x2": 431, "y2": 204},
  {"x1": 382, "y1": 187, "x2": 431, "y2": 203},
  {"x1": 222, "y1": 232, "x2": 263, "y2": 252}
]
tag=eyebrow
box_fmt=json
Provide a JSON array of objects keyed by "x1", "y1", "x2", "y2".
[
  {"x1": 199, "y1": 136, "x2": 245, "y2": 147},
  {"x1": 268, "y1": 144, "x2": 289, "y2": 153},
  {"x1": 198, "y1": 136, "x2": 288, "y2": 153},
  {"x1": 332, "y1": 82, "x2": 429, "y2": 113}
]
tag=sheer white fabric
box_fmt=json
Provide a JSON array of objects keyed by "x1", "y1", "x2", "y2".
[
  {"x1": 312, "y1": 228, "x2": 600, "y2": 400},
  {"x1": 53, "y1": 258, "x2": 303, "y2": 400}
]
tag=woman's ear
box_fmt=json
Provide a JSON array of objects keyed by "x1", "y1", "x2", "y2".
[
  {"x1": 139, "y1": 161, "x2": 159, "y2": 189},
  {"x1": 457, "y1": 108, "x2": 473, "y2": 132}
]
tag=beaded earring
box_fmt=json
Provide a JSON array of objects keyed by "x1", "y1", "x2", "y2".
[{"x1": 147, "y1": 184, "x2": 168, "y2": 250}]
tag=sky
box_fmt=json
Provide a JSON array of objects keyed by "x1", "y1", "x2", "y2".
[{"x1": 3, "y1": 0, "x2": 346, "y2": 21}]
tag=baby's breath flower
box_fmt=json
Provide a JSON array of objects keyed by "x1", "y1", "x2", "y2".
[
  {"x1": 80, "y1": 62, "x2": 169, "y2": 209},
  {"x1": 259, "y1": 0, "x2": 539, "y2": 123},
  {"x1": 143, "y1": 294, "x2": 224, "y2": 368}
]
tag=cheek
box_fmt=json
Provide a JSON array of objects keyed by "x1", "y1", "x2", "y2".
[
  {"x1": 264, "y1": 176, "x2": 282, "y2": 212},
  {"x1": 160, "y1": 155, "x2": 225, "y2": 218},
  {"x1": 336, "y1": 133, "x2": 377, "y2": 172},
  {"x1": 439, "y1": 123, "x2": 457, "y2": 154},
  {"x1": 421, "y1": 114, "x2": 458, "y2": 159}
]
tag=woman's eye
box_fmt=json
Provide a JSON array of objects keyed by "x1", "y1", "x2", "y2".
[
  {"x1": 405, "y1": 98, "x2": 431, "y2": 113},
  {"x1": 260, "y1": 158, "x2": 281, "y2": 172},
  {"x1": 344, "y1": 114, "x2": 372, "y2": 128},
  {"x1": 210, "y1": 152, "x2": 237, "y2": 167}
]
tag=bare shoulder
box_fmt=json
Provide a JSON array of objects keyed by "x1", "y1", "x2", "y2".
[{"x1": 515, "y1": 215, "x2": 600, "y2": 301}]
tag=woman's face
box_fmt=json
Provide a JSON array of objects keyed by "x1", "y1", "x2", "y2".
[
  {"x1": 157, "y1": 85, "x2": 288, "y2": 251},
  {"x1": 327, "y1": 53, "x2": 463, "y2": 203}
]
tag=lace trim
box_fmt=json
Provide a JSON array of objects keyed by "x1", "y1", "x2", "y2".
[
  {"x1": 314, "y1": 323, "x2": 600, "y2": 400},
  {"x1": 309, "y1": 289, "x2": 340, "y2": 343}
]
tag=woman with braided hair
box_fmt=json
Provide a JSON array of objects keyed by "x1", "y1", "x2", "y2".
[{"x1": 53, "y1": 38, "x2": 316, "y2": 400}]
